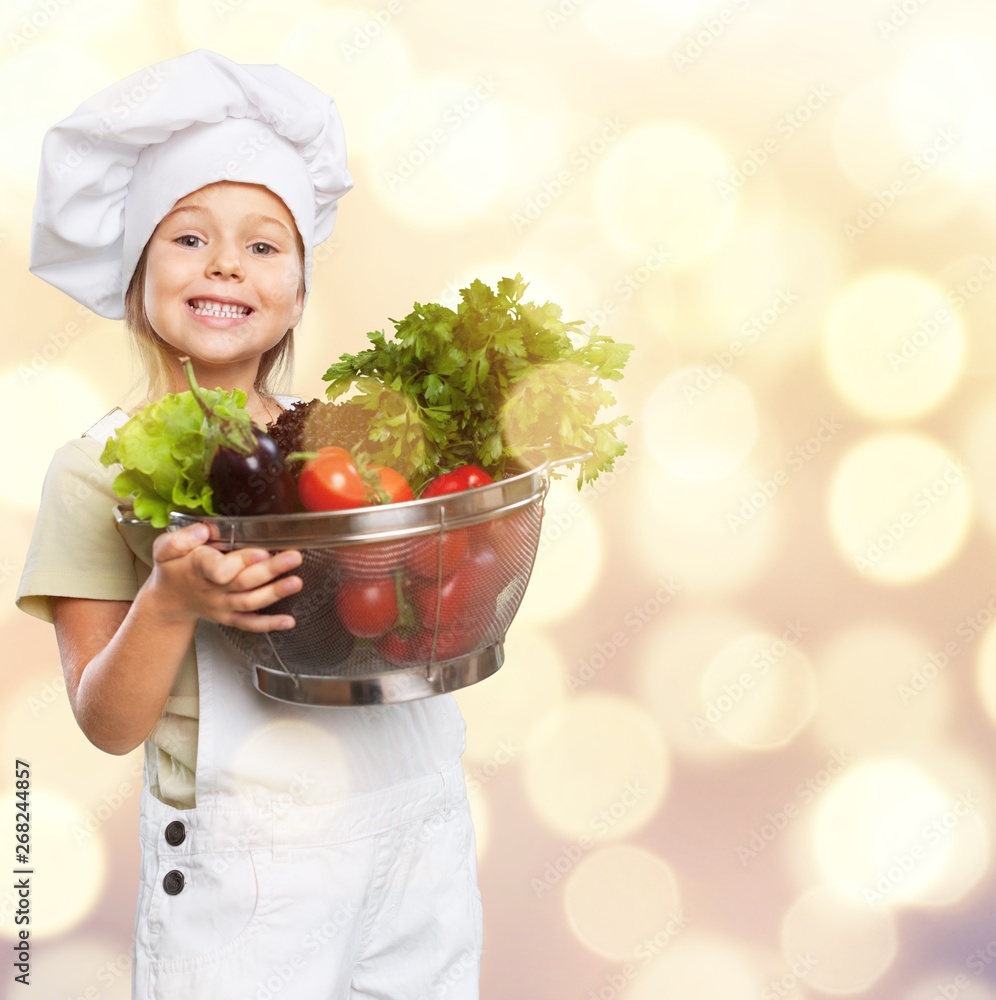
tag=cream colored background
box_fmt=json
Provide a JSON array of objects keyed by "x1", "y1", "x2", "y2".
[{"x1": 3, "y1": 1, "x2": 996, "y2": 997}]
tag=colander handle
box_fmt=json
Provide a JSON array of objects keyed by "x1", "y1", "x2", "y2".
[{"x1": 546, "y1": 451, "x2": 594, "y2": 470}]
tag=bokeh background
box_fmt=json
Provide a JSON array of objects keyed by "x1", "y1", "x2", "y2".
[{"x1": 3, "y1": 0, "x2": 996, "y2": 996}]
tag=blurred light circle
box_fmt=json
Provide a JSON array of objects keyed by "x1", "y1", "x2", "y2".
[
  {"x1": 813, "y1": 624, "x2": 951, "y2": 755},
  {"x1": 0, "y1": 675, "x2": 141, "y2": 811},
  {"x1": 516, "y1": 478, "x2": 604, "y2": 624},
  {"x1": 700, "y1": 633, "x2": 817, "y2": 750},
  {"x1": 832, "y1": 77, "x2": 949, "y2": 194},
  {"x1": 366, "y1": 78, "x2": 510, "y2": 227},
  {"x1": 828, "y1": 432, "x2": 972, "y2": 585},
  {"x1": 454, "y1": 627, "x2": 566, "y2": 764},
  {"x1": 594, "y1": 121, "x2": 737, "y2": 267},
  {"x1": 627, "y1": 932, "x2": 780, "y2": 1000},
  {"x1": 500, "y1": 100, "x2": 595, "y2": 225},
  {"x1": 883, "y1": 743, "x2": 994, "y2": 909},
  {"x1": 277, "y1": 10, "x2": 414, "y2": 157},
  {"x1": 0, "y1": 366, "x2": 106, "y2": 510},
  {"x1": 692, "y1": 211, "x2": 843, "y2": 373},
  {"x1": 643, "y1": 369, "x2": 758, "y2": 482},
  {"x1": 781, "y1": 883, "x2": 897, "y2": 993},
  {"x1": 501, "y1": 360, "x2": 620, "y2": 465},
  {"x1": 563, "y1": 844, "x2": 681, "y2": 961},
  {"x1": 635, "y1": 608, "x2": 761, "y2": 762},
  {"x1": 831, "y1": 72, "x2": 970, "y2": 229},
  {"x1": 628, "y1": 452, "x2": 777, "y2": 594},
  {"x1": 813, "y1": 758, "x2": 982, "y2": 907},
  {"x1": 895, "y1": 38, "x2": 996, "y2": 183},
  {"x1": 515, "y1": 215, "x2": 668, "y2": 338},
  {"x1": 0, "y1": 788, "x2": 107, "y2": 940},
  {"x1": 581, "y1": 0, "x2": 702, "y2": 58},
  {"x1": 823, "y1": 270, "x2": 965, "y2": 422},
  {"x1": 523, "y1": 694, "x2": 668, "y2": 841}
]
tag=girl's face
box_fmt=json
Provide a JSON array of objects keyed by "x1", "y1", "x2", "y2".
[{"x1": 143, "y1": 181, "x2": 304, "y2": 380}]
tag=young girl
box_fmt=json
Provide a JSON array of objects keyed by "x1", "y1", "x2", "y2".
[{"x1": 17, "y1": 50, "x2": 482, "y2": 999}]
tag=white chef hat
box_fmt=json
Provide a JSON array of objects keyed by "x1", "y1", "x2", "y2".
[{"x1": 29, "y1": 49, "x2": 353, "y2": 320}]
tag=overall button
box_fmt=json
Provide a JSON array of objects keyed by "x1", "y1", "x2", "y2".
[
  {"x1": 163, "y1": 870, "x2": 185, "y2": 895},
  {"x1": 164, "y1": 820, "x2": 186, "y2": 846}
]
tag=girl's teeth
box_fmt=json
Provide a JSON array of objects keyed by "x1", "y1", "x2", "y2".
[{"x1": 189, "y1": 300, "x2": 251, "y2": 317}]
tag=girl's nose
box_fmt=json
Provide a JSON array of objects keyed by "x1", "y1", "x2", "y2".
[{"x1": 207, "y1": 243, "x2": 243, "y2": 279}]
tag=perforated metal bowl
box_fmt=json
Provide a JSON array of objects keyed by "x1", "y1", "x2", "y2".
[{"x1": 118, "y1": 463, "x2": 550, "y2": 706}]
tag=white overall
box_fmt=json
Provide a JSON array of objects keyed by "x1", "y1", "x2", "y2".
[{"x1": 131, "y1": 623, "x2": 483, "y2": 1000}]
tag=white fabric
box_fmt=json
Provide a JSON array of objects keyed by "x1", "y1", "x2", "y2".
[
  {"x1": 130, "y1": 621, "x2": 482, "y2": 999},
  {"x1": 30, "y1": 49, "x2": 353, "y2": 319}
]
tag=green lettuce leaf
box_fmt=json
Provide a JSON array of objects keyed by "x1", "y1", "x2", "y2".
[{"x1": 100, "y1": 387, "x2": 249, "y2": 528}]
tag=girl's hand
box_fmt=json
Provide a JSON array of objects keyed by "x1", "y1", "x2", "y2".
[{"x1": 148, "y1": 522, "x2": 303, "y2": 632}]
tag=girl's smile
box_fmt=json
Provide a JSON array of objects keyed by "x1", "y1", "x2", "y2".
[{"x1": 186, "y1": 296, "x2": 254, "y2": 323}]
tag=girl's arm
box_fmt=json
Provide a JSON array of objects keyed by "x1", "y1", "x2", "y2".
[{"x1": 50, "y1": 523, "x2": 303, "y2": 756}]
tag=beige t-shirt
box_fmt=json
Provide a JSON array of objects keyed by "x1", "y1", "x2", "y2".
[{"x1": 17, "y1": 410, "x2": 199, "y2": 809}]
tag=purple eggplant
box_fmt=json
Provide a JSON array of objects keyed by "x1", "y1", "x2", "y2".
[
  {"x1": 210, "y1": 426, "x2": 300, "y2": 516},
  {"x1": 181, "y1": 357, "x2": 300, "y2": 517}
]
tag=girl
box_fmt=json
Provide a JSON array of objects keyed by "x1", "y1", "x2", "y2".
[{"x1": 17, "y1": 50, "x2": 482, "y2": 999}]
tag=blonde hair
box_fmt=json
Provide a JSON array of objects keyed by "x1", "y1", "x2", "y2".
[{"x1": 123, "y1": 229, "x2": 305, "y2": 403}]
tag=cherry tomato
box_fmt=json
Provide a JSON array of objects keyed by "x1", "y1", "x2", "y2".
[
  {"x1": 419, "y1": 465, "x2": 496, "y2": 549},
  {"x1": 372, "y1": 465, "x2": 414, "y2": 505},
  {"x1": 487, "y1": 506, "x2": 540, "y2": 567},
  {"x1": 334, "y1": 577, "x2": 398, "y2": 638},
  {"x1": 412, "y1": 544, "x2": 503, "y2": 633},
  {"x1": 298, "y1": 448, "x2": 368, "y2": 511},
  {"x1": 420, "y1": 465, "x2": 495, "y2": 498},
  {"x1": 405, "y1": 528, "x2": 470, "y2": 580},
  {"x1": 428, "y1": 627, "x2": 487, "y2": 662},
  {"x1": 375, "y1": 628, "x2": 432, "y2": 666}
]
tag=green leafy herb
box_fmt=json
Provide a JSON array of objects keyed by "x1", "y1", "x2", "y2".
[
  {"x1": 322, "y1": 274, "x2": 633, "y2": 491},
  {"x1": 100, "y1": 378, "x2": 254, "y2": 528}
]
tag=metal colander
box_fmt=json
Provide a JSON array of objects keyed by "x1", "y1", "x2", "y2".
[{"x1": 161, "y1": 462, "x2": 550, "y2": 706}]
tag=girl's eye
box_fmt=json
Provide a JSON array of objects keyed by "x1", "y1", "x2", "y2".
[
  {"x1": 175, "y1": 234, "x2": 204, "y2": 249},
  {"x1": 251, "y1": 242, "x2": 277, "y2": 256}
]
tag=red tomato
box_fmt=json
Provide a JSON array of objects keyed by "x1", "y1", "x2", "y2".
[
  {"x1": 420, "y1": 465, "x2": 495, "y2": 499},
  {"x1": 375, "y1": 628, "x2": 432, "y2": 666},
  {"x1": 412, "y1": 544, "x2": 503, "y2": 633},
  {"x1": 377, "y1": 625, "x2": 485, "y2": 665},
  {"x1": 334, "y1": 577, "x2": 398, "y2": 638},
  {"x1": 405, "y1": 528, "x2": 470, "y2": 580},
  {"x1": 297, "y1": 448, "x2": 368, "y2": 511},
  {"x1": 372, "y1": 465, "x2": 414, "y2": 505},
  {"x1": 428, "y1": 627, "x2": 488, "y2": 662},
  {"x1": 486, "y1": 507, "x2": 540, "y2": 566},
  {"x1": 419, "y1": 465, "x2": 496, "y2": 549},
  {"x1": 298, "y1": 450, "x2": 413, "y2": 511}
]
